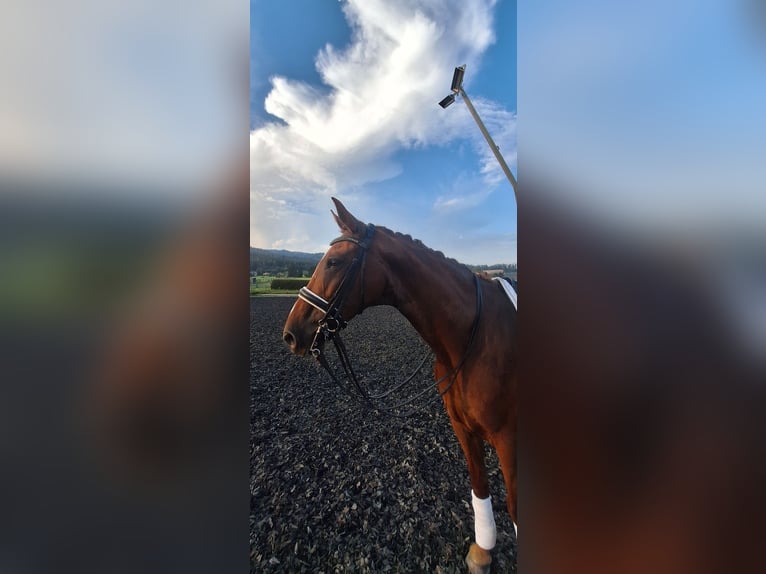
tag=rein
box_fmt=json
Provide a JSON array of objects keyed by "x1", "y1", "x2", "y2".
[{"x1": 297, "y1": 225, "x2": 484, "y2": 416}]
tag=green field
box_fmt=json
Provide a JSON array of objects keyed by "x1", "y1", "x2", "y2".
[{"x1": 250, "y1": 275, "x2": 305, "y2": 295}]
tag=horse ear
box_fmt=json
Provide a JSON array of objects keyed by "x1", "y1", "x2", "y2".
[{"x1": 331, "y1": 197, "x2": 364, "y2": 235}]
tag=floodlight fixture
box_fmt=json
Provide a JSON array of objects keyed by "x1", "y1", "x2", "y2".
[
  {"x1": 438, "y1": 93, "x2": 456, "y2": 108},
  {"x1": 450, "y1": 65, "x2": 466, "y2": 93},
  {"x1": 437, "y1": 64, "x2": 518, "y2": 197}
]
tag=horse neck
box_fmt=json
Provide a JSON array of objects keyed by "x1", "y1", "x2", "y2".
[{"x1": 378, "y1": 234, "x2": 478, "y2": 365}]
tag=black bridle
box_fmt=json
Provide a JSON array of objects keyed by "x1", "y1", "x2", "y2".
[
  {"x1": 298, "y1": 223, "x2": 377, "y2": 357},
  {"x1": 297, "y1": 224, "x2": 483, "y2": 416}
]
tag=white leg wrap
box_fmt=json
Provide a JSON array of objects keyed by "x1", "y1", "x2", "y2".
[{"x1": 471, "y1": 490, "x2": 496, "y2": 550}]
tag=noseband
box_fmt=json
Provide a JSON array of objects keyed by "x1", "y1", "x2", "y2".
[{"x1": 298, "y1": 223, "x2": 376, "y2": 359}]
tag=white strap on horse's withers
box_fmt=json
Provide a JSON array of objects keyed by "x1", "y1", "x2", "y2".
[{"x1": 493, "y1": 277, "x2": 517, "y2": 310}]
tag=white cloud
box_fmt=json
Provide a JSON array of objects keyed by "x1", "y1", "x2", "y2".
[
  {"x1": 432, "y1": 171, "x2": 494, "y2": 214},
  {"x1": 250, "y1": 0, "x2": 514, "y2": 250}
]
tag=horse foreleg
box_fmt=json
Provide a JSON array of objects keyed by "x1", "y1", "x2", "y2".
[
  {"x1": 494, "y1": 428, "x2": 518, "y2": 537},
  {"x1": 449, "y1": 418, "x2": 495, "y2": 573}
]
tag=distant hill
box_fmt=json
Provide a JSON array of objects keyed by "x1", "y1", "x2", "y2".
[
  {"x1": 250, "y1": 246, "x2": 516, "y2": 279},
  {"x1": 250, "y1": 247, "x2": 323, "y2": 277}
]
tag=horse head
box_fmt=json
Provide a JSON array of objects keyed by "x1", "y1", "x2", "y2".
[{"x1": 282, "y1": 198, "x2": 388, "y2": 356}]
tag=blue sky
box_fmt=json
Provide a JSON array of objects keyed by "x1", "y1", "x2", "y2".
[
  {"x1": 250, "y1": 0, "x2": 517, "y2": 265},
  {"x1": 519, "y1": 0, "x2": 766, "y2": 231}
]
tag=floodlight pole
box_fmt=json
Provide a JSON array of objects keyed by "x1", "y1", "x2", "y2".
[
  {"x1": 440, "y1": 65, "x2": 517, "y2": 199},
  {"x1": 458, "y1": 87, "x2": 518, "y2": 199}
]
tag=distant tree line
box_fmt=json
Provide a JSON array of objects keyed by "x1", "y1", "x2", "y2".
[
  {"x1": 251, "y1": 247, "x2": 517, "y2": 278},
  {"x1": 468, "y1": 263, "x2": 517, "y2": 274},
  {"x1": 250, "y1": 247, "x2": 322, "y2": 277}
]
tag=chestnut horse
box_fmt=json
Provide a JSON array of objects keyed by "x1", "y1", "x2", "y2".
[{"x1": 283, "y1": 198, "x2": 517, "y2": 573}]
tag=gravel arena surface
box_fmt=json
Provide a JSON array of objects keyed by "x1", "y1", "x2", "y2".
[{"x1": 251, "y1": 297, "x2": 517, "y2": 573}]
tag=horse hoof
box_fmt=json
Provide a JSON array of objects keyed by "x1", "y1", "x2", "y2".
[{"x1": 465, "y1": 543, "x2": 492, "y2": 574}]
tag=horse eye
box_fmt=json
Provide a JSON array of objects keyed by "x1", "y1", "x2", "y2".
[{"x1": 326, "y1": 258, "x2": 340, "y2": 268}]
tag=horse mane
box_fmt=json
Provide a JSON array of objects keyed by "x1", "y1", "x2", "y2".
[{"x1": 375, "y1": 225, "x2": 478, "y2": 279}]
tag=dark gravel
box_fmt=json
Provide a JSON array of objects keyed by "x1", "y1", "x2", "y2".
[{"x1": 250, "y1": 297, "x2": 517, "y2": 573}]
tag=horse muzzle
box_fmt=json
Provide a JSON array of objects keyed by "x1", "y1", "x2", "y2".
[
  {"x1": 282, "y1": 328, "x2": 313, "y2": 357},
  {"x1": 282, "y1": 320, "x2": 327, "y2": 357},
  {"x1": 282, "y1": 329, "x2": 299, "y2": 354}
]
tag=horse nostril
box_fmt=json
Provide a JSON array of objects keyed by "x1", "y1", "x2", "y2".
[{"x1": 283, "y1": 330, "x2": 296, "y2": 350}]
